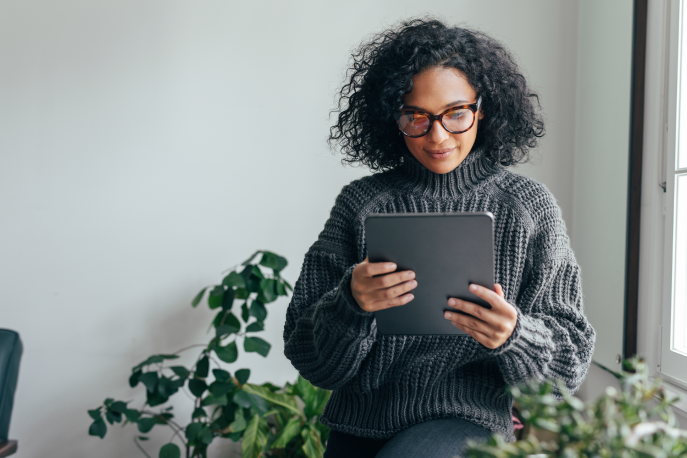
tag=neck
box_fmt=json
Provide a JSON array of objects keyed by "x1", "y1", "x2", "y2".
[{"x1": 386, "y1": 148, "x2": 501, "y2": 199}]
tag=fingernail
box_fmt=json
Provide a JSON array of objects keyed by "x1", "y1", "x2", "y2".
[
  {"x1": 407, "y1": 271, "x2": 415, "y2": 279},
  {"x1": 469, "y1": 284, "x2": 477, "y2": 292},
  {"x1": 448, "y1": 298, "x2": 456, "y2": 306},
  {"x1": 388, "y1": 263, "x2": 397, "y2": 269},
  {"x1": 410, "y1": 280, "x2": 417, "y2": 288},
  {"x1": 444, "y1": 312, "x2": 452, "y2": 319}
]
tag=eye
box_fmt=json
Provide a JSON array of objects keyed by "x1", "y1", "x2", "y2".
[{"x1": 446, "y1": 108, "x2": 470, "y2": 119}]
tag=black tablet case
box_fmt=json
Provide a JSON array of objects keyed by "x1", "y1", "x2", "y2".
[{"x1": 365, "y1": 212, "x2": 494, "y2": 335}]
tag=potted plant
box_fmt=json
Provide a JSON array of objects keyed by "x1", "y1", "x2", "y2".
[
  {"x1": 465, "y1": 359, "x2": 687, "y2": 457},
  {"x1": 87, "y1": 251, "x2": 330, "y2": 458}
]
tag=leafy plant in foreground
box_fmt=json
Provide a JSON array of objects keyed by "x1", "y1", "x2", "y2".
[
  {"x1": 87, "y1": 251, "x2": 331, "y2": 458},
  {"x1": 465, "y1": 358, "x2": 687, "y2": 458}
]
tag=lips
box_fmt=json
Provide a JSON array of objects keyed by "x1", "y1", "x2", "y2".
[{"x1": 424, "y1": 147, "x2": 455, "y2": 158}]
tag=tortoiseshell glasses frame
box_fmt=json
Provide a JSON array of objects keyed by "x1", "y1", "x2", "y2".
[{"x1": 394, "y1": 96, "x2": 483, "y2": 138}]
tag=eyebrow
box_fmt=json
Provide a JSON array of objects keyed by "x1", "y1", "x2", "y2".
[{"x1": 402, "y1": 100, "x2": 472, "y2": 111}]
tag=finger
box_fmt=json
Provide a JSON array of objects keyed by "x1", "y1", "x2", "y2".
[
  {"x1": 468, "y1": 284, "x2": 504, "y2": 309},
  {"x1": 363, "y1": 261, "x2": 399, "y2": 277},
  {"x1": 450, "y1": 320, "x2": 491, "y2": 345},
  {"x1": 447, "y1": 297, "x2": 491, "y2": 322},
  {"x1": 370, "y1": 270, "x2": 415, "y2": 290},
  {"x1": 372, "y1": 279, "x2": 417, "y2": 301},
  {"x1": 494, "y1": 283, "x2": 504, "y2": 298},
  {"x1": 377, "y1": 292, "x2": 415, "y2": 310},
  {"x1": 444, "y1": 310, "x2": 491, "y2": 336}
]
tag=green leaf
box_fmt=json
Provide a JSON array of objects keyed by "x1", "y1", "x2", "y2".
[
  {"x1": 89, "y1": 418, "x2": 107, "y2": 439},
  {"x1": 192, "y1": 407, "x2": 206, "y2": 419},
  {"x1": 88, "y1": 408, "x2": 101, "y2": 421},
  {"x1": 104, "y1": 398, "x2": 114, "y2": 407},
  {"x1": 138, "y1": 436, "x2": 149, "y2": 441},
  {"x1": 139, "y1": 372, "x2": 159, "y2": 393},
  {"x1": 196, "y1": 355, "x2": 209, "y2": 378},
  {"x1": 202, "y1": 394, "x2": 228, "y2": 406},
  {"x1": 169, "y1": 366, "x2": 191, "y2": 379},
  {"x1": 241, "y1": 414, "x2": 268, "y2": 458},
  {"x1": 185, "y1": 422, "x2": 203, "y2": 440},
  {"x1": 259, "y1": 251, "x2": 287, "y2": 272},
  {"x1": 241, "y1": 302, "x2": 250, "y2": 322},
  {"x1": 283, "y1": 280, "x2": 293, "y2": 292},
  {"x1": 258, "y1": 279, "x2": 278, "y2": 304},
  {"x1": 244, "y1": 336, "x2": 271, "y2": 357},
  {"x1": 146, "y1": 391, "x2": 169, "y2": 407},
  {"x1": 216, "y1": 312, "x2": 241, "y2": 334},
  {"x1": 138, "y1": 417, "x2": 156, "y2": 433},
  {"x1": 249, "y1": 300, "x2": 267, "y2": 321},
  {"x1": 222, "y1": 271, "x2": 246, "y2": 289},
  {"x1": 129, "y1": 370, "x2": 142, "y2": 388},
  {"x1": 157, "y1": 376, "x2": 179, "y2": 397},
  {"x1": 125, "y1": 409, "x2": 140, "y2": 422},
  {"x1": 234, "y1": 288, "x2": 249, "y2": 300},
  {"x1": 215, "y1": 341, "x2": 238, "y2": 363},
  {"x1": 105, "y1": 410, "x2": 122, "y2": 424},
  {"x1": 134, "y1": 354, "x2": 179, "y2": 372},
  {"x1": 275, "y1": 280, "x2": 287, "y2": 296},
  {"x1": 208, "y1": 285, "x2": 225, "y2": 310},
  {"x1": 242, "y1": 384, "x2": 301, "y2": 417},
  {"x1": 159, "y1": 443, "x2": 180, "y2": 458},
  {"x1": 301, "y1": 427, "x2": 323, "y2": 458},
  {"x1": 241, "y1": 265, "x2": 265, "y2": 294},
  {"x1": 233, "y1": 390, "x2": 269, "y2": 415},
  {"x1": 245, "y1": 321, "x2": 264, "y2": 333},
  {"x1": 235, "y1": 369, "x2": 251, "y2": 385},
  {"x1": 199, "y1": 425, "x2": 213, "y2": 444},
  {"x1": 271, "y1": 417, "x2": 302, "y2": 449},
  {"x1": 229, "y1": 411, "x2": 247, "y2": 432},
  {"x1": 109, "y1": 401, "x2": 127, "y2": 414},
  {"x1": 213, "y1": 369, "x2": 231, "y2": 382},
  {"x1": 222, "y1": 288, "x2": 235, "y2": 311},
  {"x1": 191, "y1": 287, "x2": 207, "y2": 308},
  {"x1": 210, "y1": 381, "x2": 234, "y2": 397},
  {"x1": 189, "y1": 379, "x2": 208, "y2": 398},
  {"x1": 242, "y1": 250, "x2": 263, "y2": 265}
]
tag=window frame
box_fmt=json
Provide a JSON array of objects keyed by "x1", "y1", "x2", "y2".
[{"x1": 660, "y1": 0, "x2": 687, "y2": 388}]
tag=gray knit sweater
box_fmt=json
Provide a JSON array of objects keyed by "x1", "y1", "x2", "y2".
[{"x1": 283, "y1": 150, "x2": 595, "y2": 442}]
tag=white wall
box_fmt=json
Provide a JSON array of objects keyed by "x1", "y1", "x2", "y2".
[
  {"x1": 571, "y1": 0, "x2": 633, "y2": 371},
  {"x1": 1, "y1": 1, "x2": 582, "y2": 457}
]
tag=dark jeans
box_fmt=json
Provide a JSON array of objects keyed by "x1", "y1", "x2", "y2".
[{"x1": 323, "y1": 418, "x2": 493, "y2": 458}]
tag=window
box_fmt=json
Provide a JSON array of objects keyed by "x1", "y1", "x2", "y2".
[{"x1": 661, "y1": 0, "x2": 687, "y2": 386}]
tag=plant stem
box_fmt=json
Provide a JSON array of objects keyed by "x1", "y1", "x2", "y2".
[
  {"x1": 141, "y1": 410, "x2": 187, "y2": 446},
  {"x1": 134, "y1": 437, "x2": 153, "y2": 458},
  {"x1": 172, "y1": 343, "x2": 208, "y2": 355}
]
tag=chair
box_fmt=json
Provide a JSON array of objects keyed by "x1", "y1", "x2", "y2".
[{"x1": 0, "y1": 330, "x2": 22, "y2": 458}]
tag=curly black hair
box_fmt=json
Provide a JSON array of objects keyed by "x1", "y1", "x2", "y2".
[{"x1": 329, "y1": 18, "x2": 545, "y2": 170}]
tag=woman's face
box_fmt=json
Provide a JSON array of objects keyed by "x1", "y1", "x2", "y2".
[{"x1": 401, "y1": 66, "x2": 483, "y2": 174}]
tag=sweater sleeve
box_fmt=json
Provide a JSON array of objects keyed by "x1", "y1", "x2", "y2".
[
  {"x1": 488, "y1": 188, "x2": 596, "y2": 394},
  {"x1": 282, "y1": 188, "x2": 377, "y2": 391}
]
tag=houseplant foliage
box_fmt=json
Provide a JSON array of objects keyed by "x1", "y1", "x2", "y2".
[
  {"x1": 465, "y1": 358, "x2": 687, "y2": 458},
  {"x1": 87, "y1": 251, "x2": 331, "y2": 458}
]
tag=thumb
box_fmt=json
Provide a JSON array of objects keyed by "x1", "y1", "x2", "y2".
[{"x1": 494, "y1": 283, "x2": 504, "y2": 298}]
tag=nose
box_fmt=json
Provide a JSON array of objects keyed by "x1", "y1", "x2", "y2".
[{"x1": 427, "y1": 119, "x2": 449, "y2": 143}]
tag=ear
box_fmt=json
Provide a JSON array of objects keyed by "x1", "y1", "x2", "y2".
[{"x1": 478, "y1": 110, "x2": 484, "y2": 121}]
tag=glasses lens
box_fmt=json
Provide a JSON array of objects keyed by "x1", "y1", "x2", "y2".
[
  {"x1": 396, "y1": 112, "x2": 431, "y2": 136},
  {"x1": 442, "y1": 108, "x2": 474, "y2": 133}
]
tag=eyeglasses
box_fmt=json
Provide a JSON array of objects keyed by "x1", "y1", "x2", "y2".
[{"x1": 394, "y1": 96, "x2": 482, "y2": 138}]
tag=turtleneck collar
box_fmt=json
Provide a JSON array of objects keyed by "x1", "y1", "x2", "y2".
[{"x1": 384, "y1": 148, "x2": 502, "y2": 199}]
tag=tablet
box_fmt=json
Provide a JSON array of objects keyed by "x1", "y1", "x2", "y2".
[{"x1": 364, "y1": 212, "x2": 494, "y2": 335}]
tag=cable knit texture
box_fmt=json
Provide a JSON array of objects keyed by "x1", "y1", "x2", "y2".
[{"x1": 283, "y1": 149, "x2": 596, "y2": 442}]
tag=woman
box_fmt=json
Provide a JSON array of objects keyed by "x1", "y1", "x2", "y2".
[{"x1": 283, "y1": 19, "x2": 595, "y2": 458}]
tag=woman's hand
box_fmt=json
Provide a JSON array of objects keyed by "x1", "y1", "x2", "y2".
[
  {"x1": 351, "y1": 257, "x2": 416, "y2": 312},
  {"x1": 444, "y1": 284, "x2": 518, "y2": 349}
]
